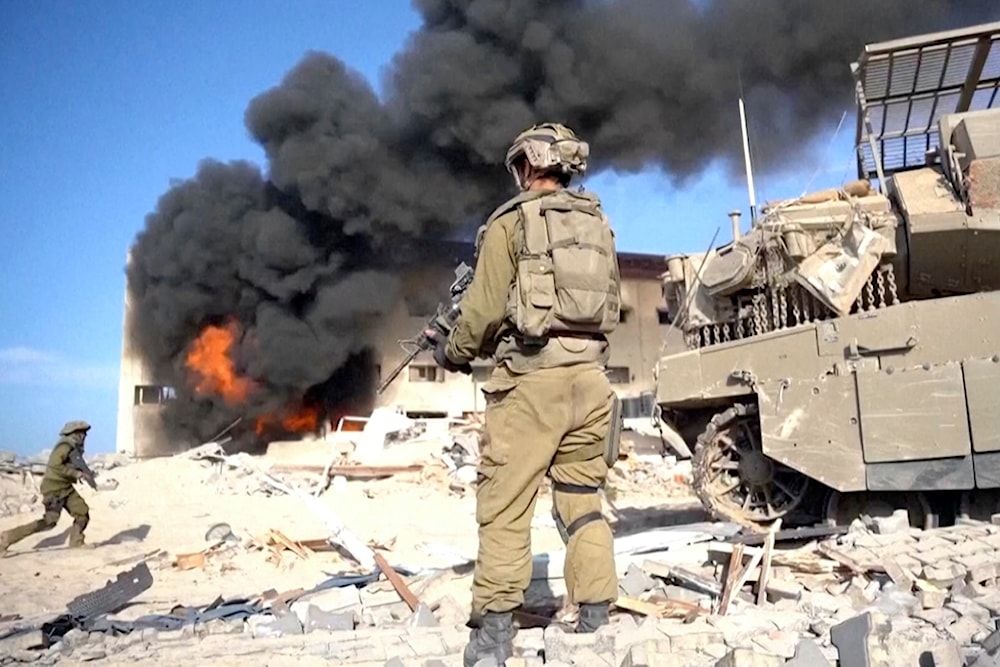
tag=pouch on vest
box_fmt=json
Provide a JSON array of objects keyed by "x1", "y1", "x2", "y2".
[{"x1": 511, "y1": 190, "x2": 621, "y2": 340}]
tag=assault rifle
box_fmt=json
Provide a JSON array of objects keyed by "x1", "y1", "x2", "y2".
[
  {"x1": 69, "y1": 449, "x2": 98, "y2": 491},
  {"x1": 377, "y1": 261, "x2": 474, "y2": 394}
]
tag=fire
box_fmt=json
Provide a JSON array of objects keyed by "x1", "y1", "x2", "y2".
[
  {"x1": 254, "y1": 403, "x2": 322, "y2": 435},
  {"x1": 186, "y1": 318, "x2": 367, "y2": 441},
  {"x1": 185, "y1": 320, "x2": 255, "y2": 403}
]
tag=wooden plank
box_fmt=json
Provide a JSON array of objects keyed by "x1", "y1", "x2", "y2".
[
  {"x1": 718, "y1": 544, "x2": 745, "y2": 615},
  {"x1": 817, "y1": 542, "x2": 879, "y2": 575},
  {"x1": 373, "y1": 551, "x2": 420, "y2": 612},
  {"x1": 614, "y1": 597, "x2": 668, "y2": 617},
  {"x1": 756, "y1": 519, "x2": 781, "y2": 605},
  {"x1": 731, "y1": 524, "x2": 847, "y2": 546},
  {"x1": 267, "y1": 529, "x2": 313, "y2": 560},
  {"x1": 270, "y1": 464, "x2": 424, "y2": 479}
]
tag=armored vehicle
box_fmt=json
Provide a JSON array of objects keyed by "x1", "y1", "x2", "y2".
[{"x1": 654, "y1": 21, "x2": 1000, "y2": 531}]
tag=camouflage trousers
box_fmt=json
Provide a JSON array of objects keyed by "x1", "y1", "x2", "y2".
[
  {"x1": 2, "y1": 488, "x2": 90, "y2": 548},
  {"x1": 470, "y1": 362, "x2": 618, "y2": 617}
]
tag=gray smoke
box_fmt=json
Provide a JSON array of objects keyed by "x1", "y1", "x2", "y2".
[{"x1": 127, "y1": 0, "x2": 998, "y2": 447}]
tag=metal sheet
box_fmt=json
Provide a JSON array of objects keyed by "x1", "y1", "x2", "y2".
[
  {"x1": 866, "y1": 455, "x2": 974, "y2": 491},
  {"x1": 974, "y1": 452, "x2": 1000, "y2": 488},
  {"x1": 853, "y1": 22, "x2": 1000, "y2": 180},
  {"x1": 814, "y1": 302, "x2": 918, "y2": 359},
  {"x1": 759, "y1": 374, "x2": 866, "y2": 493},
  {"x1": 966, "y1": 357, "x2": 1000, "y2": 453},
  {"x1": 858, "y1": 364, "x2": 971, "y2": 463}
]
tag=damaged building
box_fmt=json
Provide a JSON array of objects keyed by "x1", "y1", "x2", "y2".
[{"x1": 115, "y1": 243, "x2": 676, "y2": 458}]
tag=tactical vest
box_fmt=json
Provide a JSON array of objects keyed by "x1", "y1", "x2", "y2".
[{"x1": 479, "y1": 189, "x2": 621, "y2": 343}]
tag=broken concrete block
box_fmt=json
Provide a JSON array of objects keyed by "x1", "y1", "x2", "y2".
[
  {"x1": 756, "y1": 611, "x2": 811, "y2": 634},
  {"x1": 203, "y1": 619, "x2": 244, "y2": 635},
  {"x1": 60, "y1": 629, "x2": 89, "y2": 648},
  {"x1": 714, "y1": 648, "x2": 785, "y2": 667},
  {"x1": 706, "y1": 614, "x2": 778, "y2": 648},
  {"x1": 309, "y1": 583, "x2": 363, "y2": 612},
  {"x1": 751, "y1": 630, "x2": 799, "y2": 659},
  {"x1": 918, "y1": 587, "x2": 948, "y2": 609},
  {"x1": 945, "y1": 616, "x2": 992, "y2": 645},
  {"x1": 702, "y1": 643, "x2": 729, "y2": 660},
  {"x1": 0, "y1": 630, "x2": 40, "y2": 654},
  {"x1": 913, "y1": 607, "x2": 960, "y2": 627},
  {"x1": 619, "y1": 563, "x2": 655, "y2": 598},
  {"x1": 542, "y1": 624, "x2": 614, "y2": 664},
  {"x1": 872, "y1": 509, "x2": 910, "y2": 535},
  {"x1": 764, "y1": 578, "x2": 802, "y2": 602},
  {"x1": 513, "y1": 627, "x2": 544, "y2": 657},
  {"x1": 408, "y1": 603, "x2": 439, "y2": 629},
  {"x1": 307, "y1": 607, "x2": 356, "y2": 632},
  {"x1": 660, "y1": 584, "x2": 710, "y2": 605},
  {"x1": 803, "y1": 591, "x2": 848, "y2": 616},
  {"x1": 946, "y1": 596, "x2": 991, "y2": 624},
  {"x1": 923, "y1": 562, "x2": 967, "y2": 582},
  {"x1": 657, "y1": 620, "x2": 724, "y2": 651},
  {"x1": 618, "y1": 642, "x2": 652, "y2": 667},
  {"x1": 504, "y1": 657, "x2": 544, "y2": 667},
  {"x1": 292, "y1": 601, "x2": 356, "y2": 632},
  {"x1": 403, "y1": 632, "x2": 446, "y2": 658},
  {"x1": 75, "y1": 646, "x2": 107, "y2": 662},
  {"x1": 785, "y1": 637, "x2": 832, "y2": 667},
  {"x1": 247, "y1": 612, "x2": 303, "y2": 638}
]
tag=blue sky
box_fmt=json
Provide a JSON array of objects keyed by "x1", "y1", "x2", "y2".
[{"x1": 0, "y1": 1, "x2": 858, "y2": 456}]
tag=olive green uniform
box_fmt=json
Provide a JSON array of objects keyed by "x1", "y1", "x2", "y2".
[
  {"x1": 1, "y1": 434, "x2": 91, "y2": 553},
  {"x1": 445, "y1": 188, "x2": 618, "y2": 618}
]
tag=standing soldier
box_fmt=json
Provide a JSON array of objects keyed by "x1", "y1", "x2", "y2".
[
  {"x1": 428, "y1": 123, "x2": 623, "y2": 666},
  {"x1": 0, "y1": 420, "x2": 98, "y2": 555}
]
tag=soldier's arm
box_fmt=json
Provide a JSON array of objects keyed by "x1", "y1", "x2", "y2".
[{"x1": 445, "y1": 215, "x2": 516, "y2": 364}]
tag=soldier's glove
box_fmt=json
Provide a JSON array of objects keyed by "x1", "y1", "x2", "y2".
[{"x1": 426, "y1": 330, "x2": 471, "y2": 375}]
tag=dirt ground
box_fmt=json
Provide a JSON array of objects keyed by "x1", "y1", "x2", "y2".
[{"x1": 0, "y1": 435, "x2": 697, "y2": 635}]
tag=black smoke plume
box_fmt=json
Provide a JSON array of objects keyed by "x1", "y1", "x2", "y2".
[{"x1": 127, "y1": 0, "x2": 998, "y2": 447}]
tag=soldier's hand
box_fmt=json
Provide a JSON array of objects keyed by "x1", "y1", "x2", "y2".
[{"x1": 433, "y1": 339, "x2": 472, "y2": 375}]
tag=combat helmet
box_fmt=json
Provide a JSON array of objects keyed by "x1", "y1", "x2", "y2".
[
  {"x1": 59, "y1": 420, "x2": 91, "y2": 436},
  {"x1": 504, "y1": 122, "x2": 589, "y2": 189}
]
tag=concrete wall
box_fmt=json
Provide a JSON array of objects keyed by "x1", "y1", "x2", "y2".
[
  {"x1": 116, "y1": 249, "x2": 672, "y2": 455},
  {"x1": 115, "y1": 251, "x2": 188, "y2": 457}
]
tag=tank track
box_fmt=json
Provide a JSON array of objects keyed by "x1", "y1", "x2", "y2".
[{"x1": 690, "y1": 402, "x2": 1000, "y2": 532}]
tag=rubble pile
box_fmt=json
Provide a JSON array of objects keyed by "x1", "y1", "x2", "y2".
[
  {"x1": 12, "y1": 423, "x2": 1000, "y2": 666},
  {"x1": 0, "y1": 452, "x2": 43, "y2": 517}
]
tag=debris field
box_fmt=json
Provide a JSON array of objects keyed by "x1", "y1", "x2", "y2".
[{"x1": 3, "y1": 414, "x2": 1000, "y2": 666}]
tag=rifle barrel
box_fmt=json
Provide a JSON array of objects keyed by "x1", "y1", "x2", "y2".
[{"x1": 377, "y1": 348, "x2": 420, "y2": 394}]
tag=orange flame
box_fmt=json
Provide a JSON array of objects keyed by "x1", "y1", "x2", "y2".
[
  {"x1": 186, "y1": 319, "x2": 367, "y2": 441},
  {"x1": 254, "y1": 403, "x2": 322, "y2": 435},
  {"x1": 185, "y1": 320, "x2": 255, "y2": 403}
]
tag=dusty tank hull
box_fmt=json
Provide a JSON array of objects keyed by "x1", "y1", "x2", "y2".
[{"x1": 653, "y1": 21, "x2": 1000, "y2": 531}]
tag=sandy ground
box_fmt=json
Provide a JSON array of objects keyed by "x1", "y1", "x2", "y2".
[{"x1": 0, "y1": 435, "x2": 698, "y2": 635}]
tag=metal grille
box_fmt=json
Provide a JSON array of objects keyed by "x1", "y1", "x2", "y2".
[{"x1": 854, "y1": 22, "x2": 1000, "y2": 180}]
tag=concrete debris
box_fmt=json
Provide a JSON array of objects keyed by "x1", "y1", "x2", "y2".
[{"x1": 12, "y1": 440, "x2": 1000, "y2": 667}]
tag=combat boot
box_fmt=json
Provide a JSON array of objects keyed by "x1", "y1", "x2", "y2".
[
  {"x1": 68, "y1": 528, "x2": 94, "y2": 549},
  {"x1": 576, "y1": 603, "x2": 609, "y2": 633},
  {"x1": 462, "y1": 611, "x2": 515, "y2": 667}
]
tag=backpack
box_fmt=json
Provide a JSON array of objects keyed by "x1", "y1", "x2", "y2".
[{"x1": 509, "y1": 189, "x2": 621, "y2": 340}]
